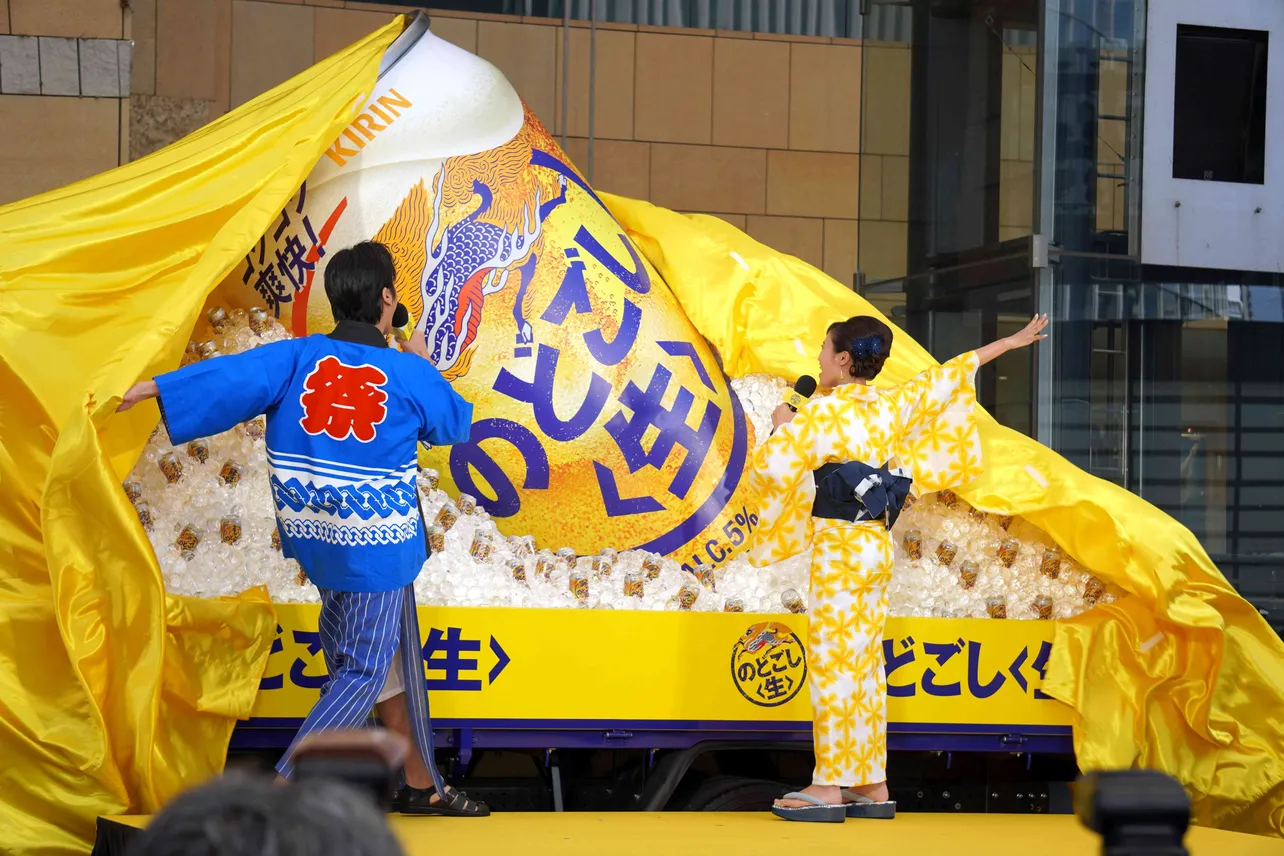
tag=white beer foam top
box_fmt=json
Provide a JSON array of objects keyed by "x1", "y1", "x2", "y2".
[{"x1": 304, "y1": 25, "x2": 526, "y2": 267}]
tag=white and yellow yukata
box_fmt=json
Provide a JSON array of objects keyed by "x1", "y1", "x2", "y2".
[{"x1": 747, "y1": 353, "x2": 982, "y2": 787}]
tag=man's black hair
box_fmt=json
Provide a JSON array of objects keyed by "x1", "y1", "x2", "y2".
[
  {"x1": 324, "y1": 241, "x2": 397, "y2": 325},
  {"x1": 128, "y1": 774, "x2": 404, "y2": 856}
]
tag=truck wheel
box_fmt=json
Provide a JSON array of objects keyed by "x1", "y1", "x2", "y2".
[{"x1": 678, "y1": 776, "x2": 791, "y2": 811}]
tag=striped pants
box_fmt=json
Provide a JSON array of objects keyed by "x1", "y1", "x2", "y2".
[{"x1": 275, "y1": 584, "x2": 446, "y2": 794}]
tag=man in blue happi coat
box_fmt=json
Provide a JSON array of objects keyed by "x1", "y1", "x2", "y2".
[{"x1": 119, "y1": 241, "x2": 488, "y2": 816}]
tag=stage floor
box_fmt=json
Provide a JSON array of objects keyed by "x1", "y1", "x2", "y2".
[{"x1": 99, "y1": 812, "x2": 1284, "y2": 855}]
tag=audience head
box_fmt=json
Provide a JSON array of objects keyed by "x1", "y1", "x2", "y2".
[{"x1": 129, "y1": 774, "x2": 404, "y2": 856}]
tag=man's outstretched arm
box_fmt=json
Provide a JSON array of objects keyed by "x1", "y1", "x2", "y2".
[
  {"x1": 118, "y1": 379, "x2": 160, "y2": 412},
  {"x1": 115, "y1": 341, "x2": 296, "y2": 445}
]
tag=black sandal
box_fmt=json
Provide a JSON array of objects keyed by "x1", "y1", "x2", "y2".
[{"x1": 394, "y1": 785, "x2": 490, "y2": 817}]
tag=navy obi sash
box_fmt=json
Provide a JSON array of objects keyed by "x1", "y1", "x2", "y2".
[{"x1": 812, "y1": 461, "x2": 913, "y2": 530}]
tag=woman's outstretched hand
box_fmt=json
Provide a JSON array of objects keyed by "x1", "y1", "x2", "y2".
[
  {"x1": 771, "y1": 403, "x2": 796, "y2": 430},
  {"x1": 1006, "y1": 313, "x2": 1049, "y2": 350},
  {"x1": 974, "y1": 314, "x2": 1049, "y2": 367}
]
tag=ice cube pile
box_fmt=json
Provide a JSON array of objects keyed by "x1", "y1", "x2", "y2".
[{"x1": 128, "y1": 308, "x2": 1116, "y2": 618}]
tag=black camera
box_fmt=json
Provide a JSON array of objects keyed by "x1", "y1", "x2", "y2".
[
  {"x1": 1075, "y1": 770, "x2": 1191, "y2": 856},
  {"x1": 291, "y1": 728, "x2": 409, "y2": 812}
]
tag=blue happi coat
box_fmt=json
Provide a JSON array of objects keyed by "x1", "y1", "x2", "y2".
[{"x1": 156, "y1": 320, "x2": 472, "y2": 592}]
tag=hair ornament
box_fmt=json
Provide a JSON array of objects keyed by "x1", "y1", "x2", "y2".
[{"x1": 850, "y1": 335, "x2": 883, "y2": 359}]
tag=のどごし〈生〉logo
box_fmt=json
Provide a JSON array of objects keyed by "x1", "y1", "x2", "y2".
[{"x1": 731, "y1": 621, "x2": 807, "y2": 707}]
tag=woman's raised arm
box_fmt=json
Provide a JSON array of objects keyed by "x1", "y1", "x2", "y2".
[{"x1": 972, "y1": 313, "x2": 1048, "y2": 367}]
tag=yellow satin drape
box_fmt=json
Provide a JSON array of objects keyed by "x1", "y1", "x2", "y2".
[
  {"x1": 602, "y1": 194, "x2": 1284, "y2": 837},
  {"x1": 0, "y1": 19, "x2": 403, "y2": 854}
]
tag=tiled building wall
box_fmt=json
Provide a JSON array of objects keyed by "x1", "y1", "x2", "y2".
[
  {"x1": 0, "y1": 0, "x2": 132, "y2": 206},
  {"x1": 125, "y1": 0, "x2": 902, "y2": 288},
  {"x1": 5, "y1": 1, "x2": 1103, "y2": 289}
]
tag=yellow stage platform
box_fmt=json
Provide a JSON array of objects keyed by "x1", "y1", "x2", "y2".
[{"x1": 97, "y1": 812, "x2": 1284, "y2": 856}]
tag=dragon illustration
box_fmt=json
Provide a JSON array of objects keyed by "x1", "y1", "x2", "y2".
[
  {"x1": 418, "y1": 164, "x2": 568, "y2": 377},
  {"x1": 739, "y1": 622, "x2": 794, "y2": 654}
]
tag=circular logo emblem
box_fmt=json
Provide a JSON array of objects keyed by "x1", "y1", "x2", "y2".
[{"x1": 730, "y1": 621, "x2": 807, "y2": 707}]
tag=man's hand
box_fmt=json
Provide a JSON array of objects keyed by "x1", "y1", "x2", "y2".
[
  {"x1": 117, "y1": 380, "x2": 159, "y2": 413},
  {"x1": 771, "y1": 403, "x2": 796, "y2": 430},
  {"x1": 401, "y1": 332, "x2": 431, "y2": 361}
]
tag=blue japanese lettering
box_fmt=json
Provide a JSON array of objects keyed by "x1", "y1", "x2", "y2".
[
  {"x1": 259, "y1": 624, "x2": 285, "y2": 691},
  {"x1": 289, "y1": 630, "x2": 328, "y2": 690},
  {"x1": 449, "y1": 418, "x2": 550, "y2": 518},
  {"x1": 921, "y1": 639, "x2": 965, "y2": 697},
  {"x1": 493, "y1": 345, "x2": 610, "y2": 442},
  {"x1": 1030, "y1": 640, "x2": 1053, "y2": 700},
  {"x1": 244, "y1": 236, "x2": 292, "y2": 318},
  {"x1": 540, "y1": 250, "x2": 640, "y2": 366},
  {"x1": 657, "y1": 341, "x2": 715, "y2": 392},
  {"x1": 605, "y1": 364, "x2": 721, "y2": 500},
  {"x1": 966, "y1": 641, "x2": 1006, "y2": 699},
  {"x1": 276, "y1": 228, "x2": 317, "y2": 290},
  {"x1": 423, "y1": 626, "x2": 481, "y2": 691},
  {"x1": 573, "y1": 224, "x2": 651, "y2": 295},
  {"x1": 882, "y1": 637, "x2": 917, "y2": 698},
  {"x1": 594, "y1": 461, "x2": 664, "y2": 516},
  {"x1": 244, "y1": 183, "x2": 323, "y2": 318}
]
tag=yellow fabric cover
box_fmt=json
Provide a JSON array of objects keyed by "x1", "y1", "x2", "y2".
[
  {"x1": 1, "y1": 17, "x2": 1281, "y2": 845},
  {"x1": 602, "y1": 193, "x2": 1284, "y2": 837},
  {"x1": 0, "y1": 20, "x2": 403, "y2": 854}
]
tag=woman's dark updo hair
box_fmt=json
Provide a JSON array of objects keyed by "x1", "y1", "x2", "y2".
[{"x1": 827, "y1": 315, "x2": 893, "y2": 380}]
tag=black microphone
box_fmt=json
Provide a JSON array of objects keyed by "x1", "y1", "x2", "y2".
[
  {"x1": 785, "y1": 376, "x2": 817, "y2": 412},
  {"x1": 391, "y1": 303, "x2": 415, "y2": 343}
]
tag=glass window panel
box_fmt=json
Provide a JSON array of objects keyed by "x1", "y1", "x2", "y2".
[
  {"x1": 1043, "y1": 0, "x2": 1145, "y2": 255},
  {"x1": 1049, "y1": 266, "x2": 1284, "y2": 603}
]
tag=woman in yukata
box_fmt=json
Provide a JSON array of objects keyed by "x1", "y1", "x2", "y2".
[{"x1": 749, "y1": 313, "x2": 1048, "y2": 823}]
